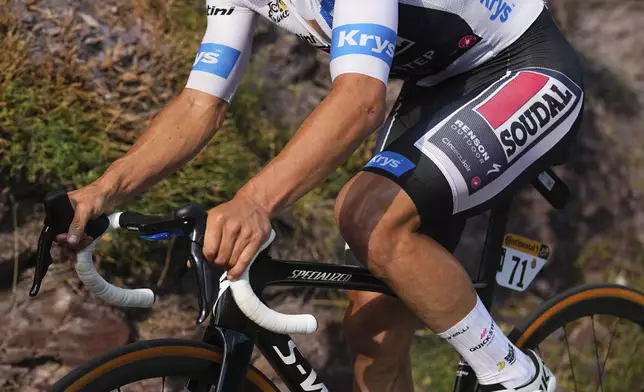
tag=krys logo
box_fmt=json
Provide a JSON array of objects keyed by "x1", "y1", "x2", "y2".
[
  {"x1": 192, "y1": 43, "x2": 241, "y2": 79},
  {"x1": 474, "y1": 70, "x2": 581, "y2": 162},
  {"x1": 331, "y1": 23, "x2": 397, "y2": 65},
  {"x1": 364, "y1": 151, "x2": 415, "y2": 177},
  {"x1": 479, "y1": 0, "x2": 514, "y2": 23}
]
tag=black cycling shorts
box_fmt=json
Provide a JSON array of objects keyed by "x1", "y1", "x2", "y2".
[{"x1": 356, "y1": 9, "x2": 584, "y2": 257}]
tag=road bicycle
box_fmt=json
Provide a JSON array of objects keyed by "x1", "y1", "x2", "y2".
[{"x1": 29, "y1": 166, "x2": 644, "y2": 392}]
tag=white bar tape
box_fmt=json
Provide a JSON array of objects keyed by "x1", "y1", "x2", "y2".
[
  {"x1": 229, "y1": 229, "x2": 318, "y2": 335},
  {"x1": 75, "y1": 212, "x2": 155, "y2": 308}
]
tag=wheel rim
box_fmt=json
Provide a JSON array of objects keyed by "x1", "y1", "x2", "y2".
[{"x1": 513, "y1": 286, "x2": 644, "y2": 392}]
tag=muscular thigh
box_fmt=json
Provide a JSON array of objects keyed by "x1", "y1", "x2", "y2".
[{"x1": 362, "y1": 10, "x2": 584, "y2": 226}]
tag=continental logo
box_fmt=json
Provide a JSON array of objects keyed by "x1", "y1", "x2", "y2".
[{"x1": 504, "y1": 234, "x2": 549, "y2": 258}]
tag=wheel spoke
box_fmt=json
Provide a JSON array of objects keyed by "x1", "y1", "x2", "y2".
[
  {"x1": 624, "y1": 333, "x2": 642, "y2": 383},
  {"x1": 591, "y1": 316, "x2": 605, "y2": 392},
  {"x1": 564, "y1": 324, "x2": 579, "y2": 392},
  {"x1": 596, "y1": 318, "x2": 620, "y2": 392}
]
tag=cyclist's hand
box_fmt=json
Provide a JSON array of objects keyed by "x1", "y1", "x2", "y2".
[
  {"x1": 203, "y1": 195, "x2": 272, "y2": 280},
  {"x1": 54, "y1": 183, "x2": 114, "y2": 262}
]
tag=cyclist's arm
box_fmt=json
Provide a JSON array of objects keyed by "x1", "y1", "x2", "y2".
[
  {"x1": 237, "y1": 0, "x2": 397, "y2": 215},
  {"x1": 98, "y1": 2, "x2": 257, "y2": 205}
]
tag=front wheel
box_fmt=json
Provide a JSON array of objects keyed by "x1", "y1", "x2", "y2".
[
  {"x1": 52, "y1": 339, "x2": 279, "y2": 392},
  {"x1": 508, "y1": 283, "x2": 644, "y2": 392}
]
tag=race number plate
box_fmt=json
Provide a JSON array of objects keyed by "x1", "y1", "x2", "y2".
[{"x1": 496, "y1": 234, "x2": 550, "y2": 292}]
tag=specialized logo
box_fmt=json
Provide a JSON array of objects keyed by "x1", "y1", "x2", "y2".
[
  {"x1": 486, "y1": 163, "x2": 502, "y2": 176},
  {"x1": 479, "y1": 0, "x2": 514, "y2": 23},
  {"x1": 192, "y1": 43, "x2": 241, "y2": 79},
  {"x1": 289, "y1": 269, "x2": 352, "y2": 282},
  {"x1": 474, "y1": 70, "x2": 581, "y2": 162},
  {"x1": 331, "y1": 23, "x2": 397, "y2": 66},
  {"x1": 364, "y1": 151, "x2": 415, "y2": 177},
  {"x1": 206, "y1": 5, "x2": 234, "y2": 15},
  {"x1": 469, "y1": 322, "x2": 495, "y2": 352},
  {"x1": 273, "y1": 340, "x2": 328, "y2": 392},
  {"x1": 268, "y1": 0, "x2": 289, "y2": 23}
]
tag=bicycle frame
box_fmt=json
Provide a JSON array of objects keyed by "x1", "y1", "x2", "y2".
[{"x1": 189, "y1": 198, "x2": 513, "y2": 392}]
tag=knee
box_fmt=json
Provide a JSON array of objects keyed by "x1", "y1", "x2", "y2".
[{"x1": 334, "y1": 173, "x2": 420, "y2": 280}]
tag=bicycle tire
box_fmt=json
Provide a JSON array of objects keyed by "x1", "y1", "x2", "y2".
[
  {"x1": 51, "y1": 339, "x2": 280, "y2": 392},
  {"x1": 508, "y1": 283, "x2": 644, "y2": 348}
]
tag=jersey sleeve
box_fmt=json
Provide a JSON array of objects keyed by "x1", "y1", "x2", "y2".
[
  {"x1": 185, "y1": 1, "x2": 257, "y2": 102},
  {"x1": 329, "y1": 0, "x2": 398, "y2": 85}
]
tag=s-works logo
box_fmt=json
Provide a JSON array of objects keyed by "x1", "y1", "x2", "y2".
[
  {"x1": 479, "y1": 0, "x2": 514, "y2": 23},
  {"x1": 192, "y1": 43, "x2": 241, "y2": 79},
  {"x1": 331, "y1": 23, "x2": 397, "y2": 66}
]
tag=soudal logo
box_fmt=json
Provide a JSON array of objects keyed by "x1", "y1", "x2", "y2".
[
  {"x1": 206, "y1": 5, "x2": 234, "y2": 15},
  {"x1": 474, "y1": 71, "x2": 580, "y2": 162},
  {"x1": 331, "y1": 23, "x2": 397, "y2": 65},
  {"x1": 479, "y1": 0, "x2": 514, "y2": 23}
]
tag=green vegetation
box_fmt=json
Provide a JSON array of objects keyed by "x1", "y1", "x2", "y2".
[{"x1": 0, "y1": 0, "x2": 374, "y2": 279}]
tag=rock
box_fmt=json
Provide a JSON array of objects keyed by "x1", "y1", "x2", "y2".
[{"x1": 0, "y1": 267, "x2": 130, "y2": 390}]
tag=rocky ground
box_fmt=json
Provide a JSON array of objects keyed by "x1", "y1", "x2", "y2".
[{"x1": 1, "y1": 0, "x2": 644, "y2": 391}]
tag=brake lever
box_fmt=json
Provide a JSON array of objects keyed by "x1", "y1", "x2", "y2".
[
  {"x1": 175, "y1": 203, "x2": 217, "y2": 324},
  {"x1": 30, "y1": 190, "x2": 110, "y2": 297}
]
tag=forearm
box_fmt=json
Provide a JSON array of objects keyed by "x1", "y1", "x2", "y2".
[
  {"x1": 96, "y1": 89, "x2": 228, "y2": 205},
  {"x1": 237, "y1": 75, "x2": 387, "y2": 216}
]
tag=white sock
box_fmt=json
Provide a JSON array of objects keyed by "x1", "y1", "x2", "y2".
[{"x1": 438, "y1": 296, "x2": 535, "y2": 388}]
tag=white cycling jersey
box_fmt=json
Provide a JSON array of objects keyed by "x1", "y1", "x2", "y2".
[{"x1": 186, "y1": 0, "x2": 545, "y2": 102}]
